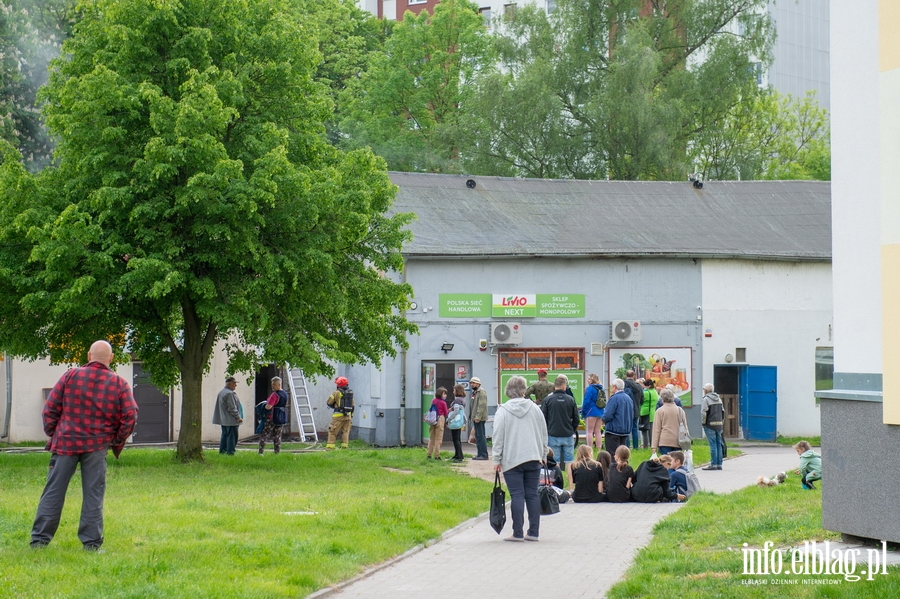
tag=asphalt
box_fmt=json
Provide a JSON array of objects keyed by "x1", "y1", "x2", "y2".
[{"x1": 308, "y1": 444, "x2": 817, "y2": 599}]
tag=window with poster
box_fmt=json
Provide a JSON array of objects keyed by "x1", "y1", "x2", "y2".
[{"x1": 498, "y1": 348, "x2": 584, "y2": 402}]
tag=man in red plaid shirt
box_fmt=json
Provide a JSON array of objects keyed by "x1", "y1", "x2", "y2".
[{"x1": 30, "y1": 340, "x2": 138, "y2": 551}]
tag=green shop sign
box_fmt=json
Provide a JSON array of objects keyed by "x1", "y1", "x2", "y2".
[{"x1": 439, "y1": 294, "x2": 584, "y2": 318}]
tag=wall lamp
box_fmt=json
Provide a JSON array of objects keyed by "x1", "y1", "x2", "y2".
[{"x1": 441, "y1": 342, "x2": 454, "y2": 353}]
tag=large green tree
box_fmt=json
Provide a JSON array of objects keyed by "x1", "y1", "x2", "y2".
[
  {"x1": 461, "y1": 0, "x2": 775, "y2": 180},
  {"x1": 340, "y1": 0, "x2": 491, "y2": 172},
  {"x1": 0, "y1": 0, "x2": 415, "y2": 461}
]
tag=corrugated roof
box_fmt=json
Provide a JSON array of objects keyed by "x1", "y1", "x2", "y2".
[{"x1": 390, "y1": 173, "x2": 831, "y2": 261}]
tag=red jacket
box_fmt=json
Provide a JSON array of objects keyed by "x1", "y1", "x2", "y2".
[{"x1": 43, "y1": 362, "x2": 138, "y2": 455}]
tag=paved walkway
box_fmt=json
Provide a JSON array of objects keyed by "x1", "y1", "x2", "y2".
[{"x1": 310, "y1": 444, "x2": 801, "y2": 599}]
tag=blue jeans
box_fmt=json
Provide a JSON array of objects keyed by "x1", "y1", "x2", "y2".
[
  {"x1": 219, "y1": 425, "x2": 238, "y2": 454},
  {"x1": 630, "y1": 417, "x2": 641, "y2": 449},
  {"x1": 704, "y1": 427, "x2": 723, "y2": 467},
  {"x1": 659, "y1": 446, "x2": 680, "y2": 455},
  {"x1": 503, "y1": 460, "x2": 541, "y2": 539},
  {"x1": 547, "y1": 435, "x2": 574, "y2": 468},
  {"x1": 474, "y1": 421, "x2": 488, "y2": 458}
]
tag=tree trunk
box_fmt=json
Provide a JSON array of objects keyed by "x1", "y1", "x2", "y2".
[
  {"x1": 175, "y1": 297, "x2": 214, "y2": 462},
  {"x1": 176, "y1": 359, "x2": 205, "y2": 462}
]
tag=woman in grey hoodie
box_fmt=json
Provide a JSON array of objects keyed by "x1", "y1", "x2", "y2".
[{"x1": 493, "y1": 375, "x2": 549, "y2": 542}]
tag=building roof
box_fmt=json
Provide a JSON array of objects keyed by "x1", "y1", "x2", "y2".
[{"x1": 390, "y1": 173, "x2": 831, "y2": 261}]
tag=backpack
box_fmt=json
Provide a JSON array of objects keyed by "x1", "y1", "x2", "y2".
[
  {"x1": 423, "y1": 405, "x2": 439, "y2": 426},
  {"x1": 272, "y1": 390, "x2": 288, "y2": 425},
  {"x1": 339, "y1": 388, "x2": 354, "y2": 415},
  {"x1": 676, "y1": 467, "x2": 701, "y2": 498},
  {"x1": 447, "y1": 405, "x2": 466, "y2": 430},
  {"x1": 594, "y1": 386, "x2": 607, "y2": 409}
]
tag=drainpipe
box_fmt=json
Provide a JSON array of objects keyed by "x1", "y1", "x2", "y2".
[
  {"x1": 399, "y1": 265, "x2": 408, "y2": 447},
  {"x1": 2, "y1": 355, "x2": 11, "y2": 439}
]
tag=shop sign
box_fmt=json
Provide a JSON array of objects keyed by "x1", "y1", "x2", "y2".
[{"x1": 439, "y1": 294, "x2": 585, "y2": 318}]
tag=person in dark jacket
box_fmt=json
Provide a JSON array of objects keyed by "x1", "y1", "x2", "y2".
[
  {"x1": 601, "y1": 379, "x2": 634, "y2": 458},
  {"x1": 541, "y1": 375, "x2": 580, "y2": 468},
  {"x1": 631, "y1": 457, "x2": 683, "y2": 503},
  {"x1": 700, "y1": 383, "x2": 725, "y2": 470},
  {"x1": 624, "y1": 371, "x2": 644, "y2": 450}
]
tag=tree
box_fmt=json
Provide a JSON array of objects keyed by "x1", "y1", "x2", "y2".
[
  {"x1": 461, "y1": 0, "x2": 774, "y2": 180},
  {"x1": 0, "y1": 0, "x2": 415, "y2": 461},
  {"x1": 690, "y1": 90, "x2": 830, "y2": 180},
  {"x1": 340, "y1": 0, "x2": 491, "y2": 172},
  {"x1": 0, "y1": 0, "x2": 76, "y2": 172}
]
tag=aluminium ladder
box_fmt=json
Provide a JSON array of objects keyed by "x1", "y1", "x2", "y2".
[{"x1": 286, "y1": 365, "x2": 318, "y2": 442}]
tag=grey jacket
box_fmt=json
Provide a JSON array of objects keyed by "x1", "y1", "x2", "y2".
[
  {"x1": 213, "y1": 387, "x2": 241, "y2": 426},
  {"x1": 492, "y1": 397, "x2": 549, "y2": 472}
]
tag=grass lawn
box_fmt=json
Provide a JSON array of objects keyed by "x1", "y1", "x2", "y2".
[
  {"x1": 776, "y1": 435, "x2": 822, "y2": 447},
  {"x1": 0, "y1": 447, "x2": 489, "y2": 598},
  {"x1": 607, "y1": 482, "x2": 900, "y2": 598}
]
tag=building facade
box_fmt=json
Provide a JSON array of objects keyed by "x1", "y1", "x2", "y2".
[{"x1": 816, "y1": 0, "x2": 900, "y2": 544}]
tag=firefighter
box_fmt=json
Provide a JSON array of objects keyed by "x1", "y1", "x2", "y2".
[{"x1": 326, "y1": 376, "x2": 354, "y2": 450}]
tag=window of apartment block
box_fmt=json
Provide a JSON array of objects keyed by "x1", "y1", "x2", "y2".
[
  {"x1": 408, "y1": 0, "x2": 427, "y2": 4},
  {"x1": 814, "y1": 346, "x2": 834, "y2": 403},
  {"x1": 504, "y1": 3, "x2": 516, "y2": 21},
  {"x1": 546, "y1": 0, "x2": 557, "y2": 13},
  {"x1": 479, "y1": 7, "x2": 491, "y2": 28}
]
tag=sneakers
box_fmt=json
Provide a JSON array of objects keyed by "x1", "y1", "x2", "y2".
[
  {"x1": 802, "y1": 482, "x2": 816, "y2": 490},
  {"x1": 701, "y1": 465, "x2": 717, "y2": 471},
  {"x1": 524, "y1": 535, "x2": 539, "y2": 542},
  {"x1": 504, "y1": 535, "x2": 524, "y2": 542},
  {"x1": 83, "y1": 545, "x2": 104, "y2": 553},
  {"x1": 472, "y1": 456, "x2": 488, "y2": 461}
]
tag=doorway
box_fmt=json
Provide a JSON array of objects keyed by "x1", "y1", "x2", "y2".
[
  {"x1": 713, "y1": 364, "x2": 778, "y2": 441},
  {"x1": 421, "y1": 360, "x2": 472, "y2": 443},
  {"x1": 132, "y1": 363, "x2": 171, "y2": 443}
]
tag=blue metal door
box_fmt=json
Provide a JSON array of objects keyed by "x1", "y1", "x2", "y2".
[{"x1": 746, "y1": 366, "x2": 777, "y2": 441}]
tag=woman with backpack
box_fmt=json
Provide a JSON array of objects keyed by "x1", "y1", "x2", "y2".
[
  {"x1": 581, "y1": 373, "x2": 605, "y2": 453},
  {"x1": 259, "y1": 376, "x2": 289, "y2": 455},
  {"x1": 447, "y1": 384, "x2": 468, "y2": 461},
  {"x1": 426, "y1": 387, "x2": 449, "y2": 460}
]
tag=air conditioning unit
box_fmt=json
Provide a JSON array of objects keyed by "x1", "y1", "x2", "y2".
[
  {"x1": 490, "y1": 322, "x2": 523, "y2": 344},
  {"x1": 611, "y1": 320, "x2": 642, "y2": 342}
]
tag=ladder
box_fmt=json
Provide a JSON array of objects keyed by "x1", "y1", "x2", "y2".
[{"x1": 286, "y1": 365, "x2": 318, "y2": 443}]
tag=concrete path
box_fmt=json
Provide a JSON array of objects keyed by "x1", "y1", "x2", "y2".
[{"x1": 310, "y1": 444, "x2": 801, "y2": 599}]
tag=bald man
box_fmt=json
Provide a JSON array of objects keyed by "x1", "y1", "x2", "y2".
[{"x1": 31, "y1": 340, "x2": 138, "y2": 551}]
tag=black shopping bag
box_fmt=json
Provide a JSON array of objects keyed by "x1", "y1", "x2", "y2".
[
  {"x1": 490, "y1": 471, "x2": 507, "y2": 534},
  {"x1": 721, "y1": 436, "x2": 728, "y2": 458},
  {"x1": 539, "y1": 485, "x2": 560, "y2": 515}
]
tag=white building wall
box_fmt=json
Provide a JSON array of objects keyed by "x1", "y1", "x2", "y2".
[
  {"x1": 830, "y1": 0, "x2": 881, "y2": 377},
  {"x1": 701, "y1": 259, "x2": 832, "y2": 436}
]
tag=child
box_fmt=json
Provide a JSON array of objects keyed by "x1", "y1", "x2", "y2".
[
  {"x1": 793, "y1": 440, "x2": 822, "y2": 490},
  {"x1": 567, "y1": 444, "x2": 604, "y2": 503},
  {"x1": 667, "y1": 450, "x2": 688, "y2": 500},
  {"x1": 632, "y1": 456, "x2": 684, "y2": 503},
  {"x1": 605, "y1": 445, "x2": 634, "y2": 503},
  {"x1": 657, "y1": 454, "x2": 673, "y2": 469},
  {"x1": 539, "y1": 448, "x2": 570, "y2": 504}
]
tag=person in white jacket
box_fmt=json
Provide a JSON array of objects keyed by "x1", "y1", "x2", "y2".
[{"x1": 493, "y1": 375, "x2": 549, "y2": 542}]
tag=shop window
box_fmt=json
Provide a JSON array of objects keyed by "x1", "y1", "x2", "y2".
[
  {"x1": 499, "y1": 351, "x2": 526, "y2": 370},
  {"x1": 527, "y1": 351, "x2": 552, "y2": 370},
  {"x1": 554, "y1": 350, "x2": 580, "y2": 370}
]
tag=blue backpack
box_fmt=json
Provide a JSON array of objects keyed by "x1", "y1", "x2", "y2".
[{"x1": 254, "y1": 401, "x2": 268, "y2": 434}]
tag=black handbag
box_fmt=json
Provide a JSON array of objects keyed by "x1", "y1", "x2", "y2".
[
  {"x1": 490, "y1": 471, "x2": 507, "y2": 534},
  {"x1": 539, "y1": 484, "x2": 560, "y2": 515},
  {"x1": 721, "y1": 436, "x2": 728, "y2": 458},
  {"x1": 638, "y1": 414, "x2": 650, "y2": 431}
]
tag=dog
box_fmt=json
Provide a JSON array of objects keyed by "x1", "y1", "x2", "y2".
[{"x1": 756, "y1": 472, "x2": 787, "y2": 487}]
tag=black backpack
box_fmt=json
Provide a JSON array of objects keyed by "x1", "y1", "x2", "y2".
[{"x1": 339, "y1": 388, "x2": 354, "y2": 415}]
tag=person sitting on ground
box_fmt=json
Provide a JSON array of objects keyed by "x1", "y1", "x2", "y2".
[
  {"x1": 793, "y1": 440, "x2": 822, "y2": 490},
  {"x1": 605, "y1": 445, "x2": 635, "y2": 503},
  {"x1": 596, "y1": 450, "x2": 612, "y2": 492},
  {"x1": 657, "y1": 454, "x2": 673, "y2": 470},
  {"x1": 541, "y1": 447, "x2": 565, "y2": 490},
  {"x1": 667, "y1": 451, "x2": 688, "y2": 501},
  {"x1": 566, "y1": 444, "x2": 604, "y2": 503},
  {"x1": 631, "y1": 456, "x2": 684, "y2": 503}
]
